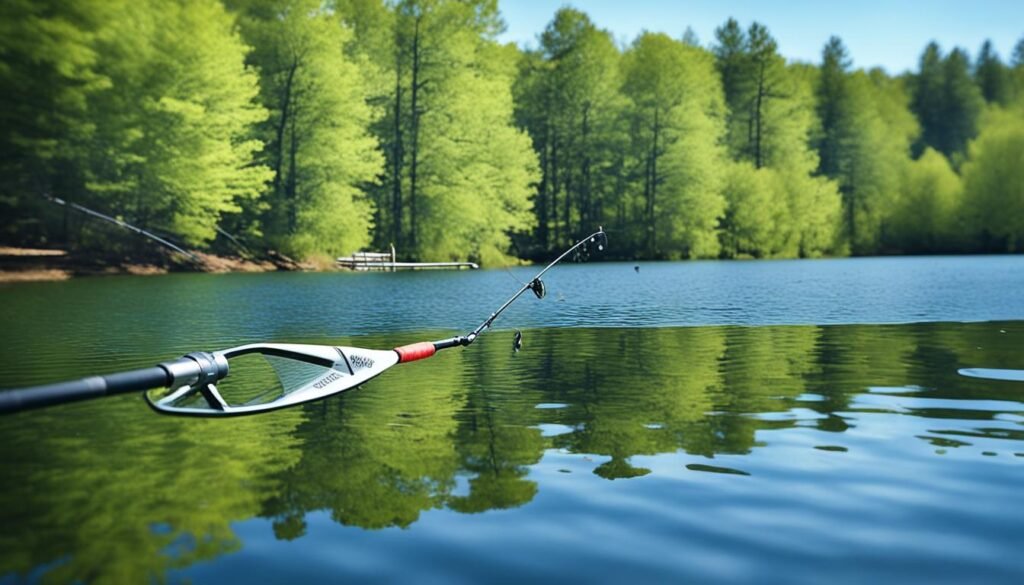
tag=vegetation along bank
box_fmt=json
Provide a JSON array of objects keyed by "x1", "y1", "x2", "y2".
[{"x1": 2, "y1": 0, "x2": 1022, "y2": 272}]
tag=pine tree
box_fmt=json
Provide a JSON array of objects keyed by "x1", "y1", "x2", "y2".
[
  {"x1": 941, "y1": 48, "x2": 984, "y2": 160},
  {"x1": 912, "y1": 43, "x2": 983, "y2": 160},
  {"x1": 912, "y1": 42, "x2": 945, "y2": 157},
  {"x1": 814, "y1": 45, "x2": 919, "y2": 254},
  {"x1": 713, "y1": 18, "x2": 750, "y2": 159},
  {"x1": 816, "y1": 36, "x2": 853, "y2": 178},
  {"x1": 681, "y1": 27, "x2": 700, "y2": 47},
  {"x1": 975, "y1": 40, "x2": 1009, "y2": 104},
  {"x1": 745, "y1": 23, "x2": 787, "y2": 169},
  {"x1": 1011, "y1": 37, "x2": 1024, "y2": 104},
  {"x1": 713, "y1": 21, "x2": 841, "y2": 257}
]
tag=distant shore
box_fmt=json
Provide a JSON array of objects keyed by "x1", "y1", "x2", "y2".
[{"x1": 0, "y1": 246, "x2": 307, "y2": 283}]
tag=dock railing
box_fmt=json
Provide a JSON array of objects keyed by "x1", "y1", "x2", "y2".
[{"x1": 337, "y1": 245, "x2": 478, "y2": 271}]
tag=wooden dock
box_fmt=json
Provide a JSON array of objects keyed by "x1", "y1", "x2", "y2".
[{"x1": 337, "y1": 249, "x2": 478, "y2": 271}]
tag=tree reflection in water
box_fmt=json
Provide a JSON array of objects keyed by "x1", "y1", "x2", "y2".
[{"x1": 1, "y1": 322, "x2": 1022, "y2": 583}]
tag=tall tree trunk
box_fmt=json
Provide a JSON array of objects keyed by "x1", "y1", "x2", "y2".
[
  {"x1": 551, "y1": 128, "x2": 560, "y2": 248},
  {"x1": 391, "y1": 59, "x2": 403, "y2": 249},
  {"x1": 537, "y1": 119, "x2": 550, "y2": 251},
  {"x1": 643, "y1": 129, "x2": 652, "y2": 253},
  {"x1": 846, "y1": 160, "x2": 857, "y2": 252},
  {"x1": 286, "y1": 113, "x2": 299, "y2": 234},
  {"x1": 754, "y1": 60, "x2": 766, "y2": 169},
  {"x1": 409, "y1": 16, "x2": 422, "y2": 252},
  {"x1": 614, "y1": 152, "x2": 626, "y2": 237},
  {"x1": 563, "y1": 166, "x2": 571, "y2": 242},
  {"x1": 646, "y1": 109, "x2": 660, "y2": 255},
  {"x1": 580, "y1": 105, "x2": 591, "y2": 232},
  {"x1": 272, "y1": 58, "x2": 298, "y2": 199}
]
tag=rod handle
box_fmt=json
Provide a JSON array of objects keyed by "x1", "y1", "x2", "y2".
[
  {"x1": 0, "y1": 352, "x2": 227, "y2": 415},
  {"x1": 0, "y1": 366, "x2": 170, "y2": 415},
  {"x1": 394, "y1": 342, "x2": 437, "y2": 363}
]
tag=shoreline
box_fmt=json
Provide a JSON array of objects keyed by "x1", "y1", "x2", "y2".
[{"x1": 0, "y1": 246, "x2": 308, "y2": 283}]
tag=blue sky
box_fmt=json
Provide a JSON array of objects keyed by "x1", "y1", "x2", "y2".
[{"x1": 497, "y1": 0, "x2": 1023, "y2": 74}]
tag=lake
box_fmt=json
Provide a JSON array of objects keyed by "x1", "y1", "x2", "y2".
[{"x1": 1, "y1": 255, "x2": 1023, "y2": 584}]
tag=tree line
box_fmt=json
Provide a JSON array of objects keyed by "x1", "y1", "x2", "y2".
[{"x1": 2, "y1": 0, "x2": 1023, "y2": 263}]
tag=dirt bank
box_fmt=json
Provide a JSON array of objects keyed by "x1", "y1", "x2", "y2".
[{"x1": 0, "y1": 247, "x2": 311, "y2": 283}]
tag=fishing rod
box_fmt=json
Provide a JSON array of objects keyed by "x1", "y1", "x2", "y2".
[
  {"x1": 0, "y1": 228, "x2": 608, "y2": 417},
  {"x1": 44, "y1": 194, "x2": 200, "y2": 263}
]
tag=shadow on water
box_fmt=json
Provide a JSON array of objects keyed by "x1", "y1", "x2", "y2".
[{"x1": 1, "y1": 321, "x2": 1022, "y2": 582}]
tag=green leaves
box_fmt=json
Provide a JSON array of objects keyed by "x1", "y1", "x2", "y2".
[
  {"x1": 713, "y1": 23, "x2": 841, "y2": 258},
  {"x1": 142, "y1": 0, "x2": 273, "y2": 245},
  {"x1": 912, "y1": 43, "x2": 984, "y2": 160},
  {"x1": 622, "y1": 33, "x2": 727, "y2": 258},
  {"x1": 515, "y1": 8, "x2": 623, "y2": 254},
  {"x1": 1, "y1": 0, "x2": 273, "y2": 249},
  {"x1": 961, "y1": 107, "x2": 1024, "y2": 252},
  {"x1": 235, "y1": 0, "x2": 382, "y2": 258},
  {"x1": 403, "y1": 5, "x2": 538, "y2": 263},
  {"x1": 2, "y1": 3, "x2": 1022, "y2": 262}
]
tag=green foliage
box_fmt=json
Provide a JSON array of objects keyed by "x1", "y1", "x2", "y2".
[
  {"x1": 1, "y1": 0, "x2": 271, "y2": 248},
  {"x1": 975, "y1": 40, "x2": 1010, "y2": 104},
  {"x1": 132, "y1": 0, "x2": 273, "y2": 245},
  {"x1": 713, "y1": 24, "x2": 842, "y2": 257},
  {"x1": 0, "y1": 0, "x2": 110, "y2": 243},
  {"x1": 78, "y1": 0, "x2": 271, "y2": 245},
  {"x1": 887, "y1": 148, "x2": 963, "y2": 252},
  {"x1": 838, "y1": 72, "x2": 916, "y2": 253},
  {"x1": 517, "y1": 8, "x2": 625, "y2": 254},
  {"x1": 1, "y1": 3, "x2": 1022, "y2": 262},
  {"x1": 776, "y1": 163, "x2": 843, "y2": 258},
  {"x1": 621, "y1": 33, "x2": 727, "y2": 258},
  {"x1": 0, "y1": 0, "x2": 108, "y2": 175},
  {"x1": 414, "y1": 28, "x2": 538, "y2": 264},
  {"x1": 912, "y1": 43, "x2": 984, "y2": 161},
  {"x1": 718, "y1": 160, "x2": 840, "y2": 258},
  {"x1": 816, "y1": 36, "x2": 853, "y2": 178},
  {"x1": 961, "y1": 107, "x2": 1024, "y2": 251},
  {"x1": 719, "y1": 162, "x2": 778, "y2": 257},
  {"x1": 234, "y1": 0, "x2": 382, "y2": 257}
]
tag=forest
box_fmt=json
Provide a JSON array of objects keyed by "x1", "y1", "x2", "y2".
[{"x1": 1, "y1": 0, "x2": 1023, "y2": 264}]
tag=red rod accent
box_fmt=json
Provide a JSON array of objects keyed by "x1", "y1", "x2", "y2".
[{"x1": 394, "y1": 342, "x2": 436, "y2": 363}]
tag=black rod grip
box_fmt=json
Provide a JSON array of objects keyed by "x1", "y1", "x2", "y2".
[
  {"x1": 432, "y1": 336, "x2": 469, "y2": 351},
  {"x1": 0, "y1": 366, "x2": 170, "y2": 415}
]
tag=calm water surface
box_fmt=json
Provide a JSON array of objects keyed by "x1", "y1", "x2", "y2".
[{"x1": 1, "y1": 256, "x2": 1023, "y2": 584}]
